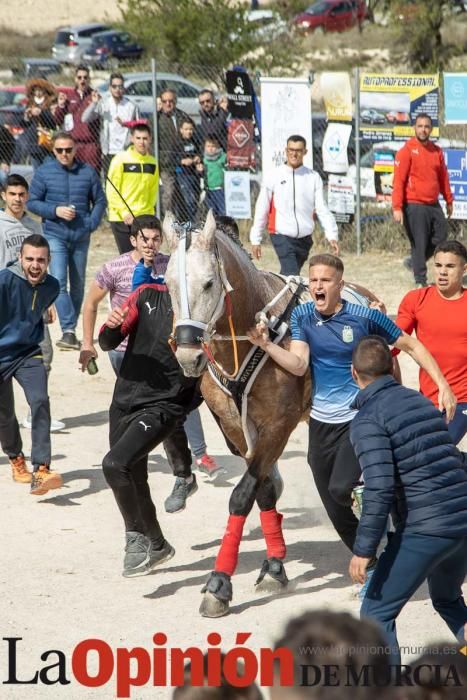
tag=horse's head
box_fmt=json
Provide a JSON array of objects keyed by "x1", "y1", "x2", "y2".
[{"x1": 164, "y1": 210, "x2": 228, "y2": 377}]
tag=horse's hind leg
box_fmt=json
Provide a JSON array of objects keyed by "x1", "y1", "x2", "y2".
[
  {"x1": 199, "y1": 469, "x2": 259, "y2": 618},
  {"x1": 254, "y1": 476, "x2": 289, "y2": 593}
]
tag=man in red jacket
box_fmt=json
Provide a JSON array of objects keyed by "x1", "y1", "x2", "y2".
[
  {"x1": 392, "y1": 113, "x2": 453, "y2": 287},
  {"x1": 55, "y1": 65, "x2": 101, "y2": 173}
]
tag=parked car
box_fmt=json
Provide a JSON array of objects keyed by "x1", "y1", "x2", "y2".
[
  {"x1": 13, "y1": 59, "x2": 62, "y2": 81},
  {"x1": 98, "y1": 72, "x2": 205, "y2": 122},
  {"x1": 293, "y1": 0, "x2": 368, "y2": 34},
  {"x1": 360, "y1": 108, "x2": 385, "y2": 124},
  {"x1": 52, "y1": 23, "x2": 110, "y2": 64},
  {"x1": 385, "y1": 110, "x2": 410, "y2": 124},
  {"x1": 0, "y1": 86, "x2": 27, "y2": 109},
  {"x1": 245, "y1": 9, "x2": 288, "y2": 39},
  {"x1": 82, "y1": 30, "x2": 144, "y2": 68}
]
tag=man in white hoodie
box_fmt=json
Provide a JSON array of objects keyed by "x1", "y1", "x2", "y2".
[{"x1": 250, "y1": 135, "x2": 339, "y2": 275}]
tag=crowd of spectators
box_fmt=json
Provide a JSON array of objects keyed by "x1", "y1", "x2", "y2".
[{"x1": 0, "y1": 65, "x2": 231, "y2": 224}]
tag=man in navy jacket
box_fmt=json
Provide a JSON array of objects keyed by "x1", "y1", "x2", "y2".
[
  {"x1": 348, "y1": 335, "x2": 467, "y2": 663},
  {"x1": 0, "y1": 234, "x2": 62, "y2": 495},
  {"x1": 28, "y1": 131, "x2": 106, "y2": 350}
]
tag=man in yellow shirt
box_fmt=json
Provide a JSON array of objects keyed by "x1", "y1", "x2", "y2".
[{"x1": 106, "y1": 122, "x2": 159, "y2": 253}]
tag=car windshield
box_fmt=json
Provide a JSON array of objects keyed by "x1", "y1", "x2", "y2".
[
  {"x1": 113, "y1": 32, "x2": 130, "y2": 44},
  {"x1": 305, "y1": 2, "x2": 330, "y2": 13},
  {"x1": 0, "y1": 90, "x2": 17, "y2": 108}
]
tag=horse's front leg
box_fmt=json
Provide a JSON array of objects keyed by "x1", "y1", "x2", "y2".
[
  {"x1": 254, "y1": 475, "x2": 289, "y2": 592},
  {"x1": 199, "y1": 468, "x2": 259, "y2": 618}
]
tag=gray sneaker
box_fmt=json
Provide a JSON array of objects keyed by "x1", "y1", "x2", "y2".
[
  {"x1": 56, "y1": 331, "x2": 81, "y2": 350},
  {"x1": 146, "y1": 539, "x2": 175, "y2": 572},
  {"x1": 122, "y1": 531, "x2": 150, "y2": 578},
  {"x1": 164, "y1": 475, "x2": 198, "y2": 513}
]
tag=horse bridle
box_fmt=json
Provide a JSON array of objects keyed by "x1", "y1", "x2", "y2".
[{"x1": 170, "y1": 223, "x2": 234, "y2": 352}]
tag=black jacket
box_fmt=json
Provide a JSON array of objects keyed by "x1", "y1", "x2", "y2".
[
  {"x1": 157, "y1": 108, "x2": 191, "y2": 172},
  {"x1": 349, "y1": 375, "x2": 467, "y2": 558},
  {"x1": 99, "y1": 283, "x2": 198, "y2": 416}
]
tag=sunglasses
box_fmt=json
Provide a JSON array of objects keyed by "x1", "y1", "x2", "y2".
[
  {"x1": 161, "y1": 99, "x2": 175, "y2": 104},
  {"x1": 55, "y1": 147, "x2": 74, "y2": 154},
  {"x1": 111, "y1": 84, "x2": 124, "y2": 89},
  {"x1": 199, "y1": 99, "x2": 212, "y2": 105},
  {"x1": 76, "y1": 75, "x2": 89, "y2": 81}
]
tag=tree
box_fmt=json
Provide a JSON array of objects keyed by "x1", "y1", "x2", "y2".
[
  {"x1": 119, "y1": 0, "x2": 259, "y2": 75},
  {"x1": 388, "y1": 0, "x2": 457, "y2": 71}
]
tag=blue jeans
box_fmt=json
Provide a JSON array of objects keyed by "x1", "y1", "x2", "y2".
[
  {"x1": 361, "y1": 530, "x2": 467, "y2": 664},
  {"x1": 205, "y1": 189, "x2": 225, "y2": 216},
  {"x1": 176, "y1": 172, "x2": 200, "y2": 223},
  {"x1": 448, "y1": 402, "x2": 467, "y2": 444},
  {"x1": 47, "y1": 235, "x2": 90, "y2": 332}
]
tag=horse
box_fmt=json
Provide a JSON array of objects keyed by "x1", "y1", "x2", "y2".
[{"x1": 163, "y1": 211, "x2": 377, "y2": 618}]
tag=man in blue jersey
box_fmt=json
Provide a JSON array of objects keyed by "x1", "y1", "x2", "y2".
[{"x1": 248, "y1": 253, "x2": 456, "y2": 554}]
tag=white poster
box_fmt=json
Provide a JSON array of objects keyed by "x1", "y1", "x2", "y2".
[
  {"x1": 224, "y1": 171, "x2": 251, "y2": 219},
  {"x1": 260, "y1": 77, "x2": 313, "y2": 177},
  {"x1": 328, "y1": 174, "x2": 355, "y2": 223},
  {"x1": 322, "y1": 123, "x2": 352, "y2": 174}
]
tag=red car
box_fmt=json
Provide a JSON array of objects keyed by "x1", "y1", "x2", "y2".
[{"x1": 293, "y1": 0, "x2": 369, "y2": 34}]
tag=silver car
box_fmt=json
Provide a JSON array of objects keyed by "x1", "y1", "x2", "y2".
[
  {"x1": 52, "y1": 23, "x2": 109, "y2": 65},
  {"x1": 98, "y1": 72, "x2": 205, "y2": 122}
]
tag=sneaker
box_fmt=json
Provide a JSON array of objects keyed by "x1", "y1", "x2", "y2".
[
  {"x1": 122, "y1": 531, "x2": 150, "y2": 577},
  {"x1": 56, "y1": 331, "x2": 81, "y2": 350},
  {"x1": 164, "y1": 475, "x2": 198, "y2": 513},
  {"x1": 147, "y1": 539, "x2": 175, "y2": 571},
  {"x1": 30, "y1": 466, "x2": 63, "y2": 495},
  {"x1": 22, "y1": 414, "x2": 66, "y2": 432},
  {"x1": 402, "y1": 255, "x2": 413, "y2": 271},
  {"x1": 10, "y1": 453, "x2": 32, "y2": 483},
  {"x1": 195, "y1": 454, "x2": 224, "y2": 480}
]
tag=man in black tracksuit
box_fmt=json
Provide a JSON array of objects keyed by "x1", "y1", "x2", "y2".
[{"x1": 99, "y1": 280, "x2": 199, "y2": 577}]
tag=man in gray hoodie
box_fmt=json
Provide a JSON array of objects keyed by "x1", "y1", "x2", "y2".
[{"x1": 0, "y1": 173, "x2": 64, "y2": 431}]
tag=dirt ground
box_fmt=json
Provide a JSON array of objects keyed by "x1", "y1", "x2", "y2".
[{"x1": 1, "y1": 228, "x2": 466, "y2": 699}]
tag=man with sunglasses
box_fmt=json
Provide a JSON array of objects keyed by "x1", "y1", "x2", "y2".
[
  {"x1": 28, "y1": 132, "x2": 106, "y2": 350},
  {"x1": 55, "y1": 65, "x2": 101, "y2": 173},
  {"x1": 157, "y1": 89, "x2": 190, "y2": 217},
  {"x1": 197, "y1": 89, "x2": 228, "y2": 150},
  {"x1": 82, "y1": 72, "x2": 140, "y2": 179}
]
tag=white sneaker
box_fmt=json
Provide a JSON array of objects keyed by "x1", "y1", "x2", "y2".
[{"x1": 22, "y1": 416, "x2": 66, "y2": 432}]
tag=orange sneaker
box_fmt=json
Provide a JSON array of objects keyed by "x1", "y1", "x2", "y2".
[
  {"x1": 10, "y1": 454, "x2": 32, "y2": 483},
  {"x1": 30, "y1": 466, "x2": 63, "y2": 496}
]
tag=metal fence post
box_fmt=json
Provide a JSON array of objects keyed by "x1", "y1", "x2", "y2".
[
  {"x1": 151, "y1": 57, "x2": 161, "y2": 218},
  {"x1": 354, "y1": 66, "x2": 361, "y2": 256}
]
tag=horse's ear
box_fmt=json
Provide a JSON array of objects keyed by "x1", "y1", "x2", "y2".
[
  {"x1": 196, "y1": 209, "x2": 217, "y2": 251},
  {"x1": 162, "y1": 212, "x2": 179, "y2": 252}
]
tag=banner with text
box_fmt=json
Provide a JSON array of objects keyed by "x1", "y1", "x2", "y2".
[
  {"x1": 322, "y1": 123, "x2": 352, "y2": 174},
  {"x1": 260, "y1": 77, "x2": 312, "y2": 177},
  {"x1": 443, "y1": 149, "x2": 467, "y2": 220},
  {"x1": 443, "y1": 73, "x2": 467, "y2": 124},
  {"x1": 224, "y1": 171, "x2": 252, "y2": 219},
  {"x1": 359, "y1": 73, "x2": 439, "y2": 141},
  {"x1": 321, "y1": 72, "x2": 352, "y2": 122}
]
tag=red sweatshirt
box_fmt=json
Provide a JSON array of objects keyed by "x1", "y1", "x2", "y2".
[{"x1": 392, "y1": 137, "x2": 453, "y2": 211}]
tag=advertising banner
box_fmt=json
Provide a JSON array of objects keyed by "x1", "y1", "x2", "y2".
[
  {"x1": 224, "y1": 170, "x2": 252, "y2": 219},
  {"x1": 443, "y1": 73, "x2": 467, "y2": 124},
  {"x1": 226, "y1": 119, "x2": 255, "y2": 169},
  {"x1": 226, "y1": 69, "x2": 255, "y2": 119},
  {"x1": 359, "y1": 73, "x2": 439, "y2": 141},
  {"x1": 322, "y1": 123, "x2": 352, "y2": 174},
  {"x1": 443, "y1": 149, "x2": 467, "y2": 220},
  {"x1": 320, "y1": 72, "x2": 352, "y2": 122},
  {"x1": 260, "y1": 77, "x2": 312, "y2": 176},
  {"x1": 328, "y1": 175, "x2": 354, "y2": 223}
]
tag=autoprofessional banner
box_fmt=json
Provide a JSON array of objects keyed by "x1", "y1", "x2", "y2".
[
  {"x1": 359, "y1": 73, "x2": 439, "y2": 141},
  {"x1": 443, "y1": 73, "x2": 467, "y2": 124},
  {"x1": 443, "y1": 149, "x2": 467, "y2": 219},
  {"x1": 260, "y1": 77, "x2": 312, "y2": 176},
  {"x1": 321, "y1": 72, "x2": 352, "y2": 122}
]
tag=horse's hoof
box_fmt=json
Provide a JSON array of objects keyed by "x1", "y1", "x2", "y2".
[
  {"x1": 199, "y1": 571, "x2": 232, "y2": 618},
  {"x1": 255, "y1": 558, "x2": 288, "y2": 593},
  {"x1": 199, "y1": 591, "x2": 230, "y2": 618}
]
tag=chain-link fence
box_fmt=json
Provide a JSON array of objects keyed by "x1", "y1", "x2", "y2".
[{"x1": 0, "y1": 54, "x2": 465, "y2": 252}]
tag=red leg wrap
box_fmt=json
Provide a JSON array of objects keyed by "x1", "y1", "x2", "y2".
[
  {"x1": 260, "y1": 509, "x2": 286, "y2": 559},
  {"x1": 214, "y1": 514, "x2": 246, "y2": 576}
]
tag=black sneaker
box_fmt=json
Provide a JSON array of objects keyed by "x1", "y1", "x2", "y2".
[
  {"x1": 146, "y1": 539, "x2": 175, "y2": 572},
  {"x1": 164, "y1": 475, "x2": 198, "y2": 513},
  {"x1": 122, "y1": 531, "x2": 150, "y2": 578},
  {"x1": 56, "y1": 331, "x2": 81, "y2": 350}
]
